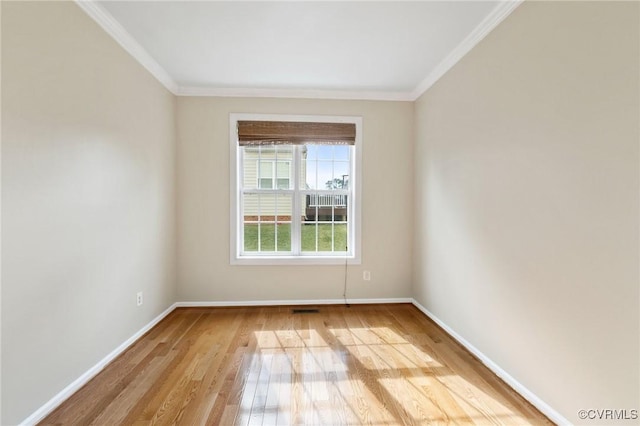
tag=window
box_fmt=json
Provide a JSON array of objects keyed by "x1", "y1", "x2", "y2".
[
  {"x1": 257, "y1": 159, "x2": 291, "y2": 189},
  {"x1": 230, "y1": 114, "x2": 362, "y2": 265}
]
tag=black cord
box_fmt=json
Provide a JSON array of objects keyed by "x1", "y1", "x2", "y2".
[{"x1": 343, "y1": 244, "x2": 350, "y2": 308}]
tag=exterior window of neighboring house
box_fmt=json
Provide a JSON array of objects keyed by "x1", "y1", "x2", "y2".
[
  {"x1": 258, "y1": 160, "x2": 291, "y2": 189},
  {"x1": 230, "y1": 114, "x2": 362, "y2": 265}
]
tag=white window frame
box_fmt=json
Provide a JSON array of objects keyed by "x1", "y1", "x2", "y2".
[{"x1": 230, "y1": 113, "x2": 362, "y2": 265}]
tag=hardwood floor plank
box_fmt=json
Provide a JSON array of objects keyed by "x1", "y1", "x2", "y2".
[
  {"x1": 204, "y1": 347, "x2": 245, "y2": 424},
  {"x1": 178, "y1": 312, "x2": 245, "y2": 425},
  {"x1": 40, "y1": 304, "x2": 553, "y2": 426},
  {"x1": 122, "y1": 313, "x2": 212, "y2": 424}
]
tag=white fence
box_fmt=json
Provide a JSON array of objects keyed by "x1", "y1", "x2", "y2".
[{"x1": 307, "y1": 194, "x2": 347, "y2": 207}]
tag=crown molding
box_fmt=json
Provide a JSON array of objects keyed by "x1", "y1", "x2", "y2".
[
  {"x1": 74, "y1": 0, "x2": 179, "y2": 94},
  {"x1": 76, "y1": 0, "x2": 521, "y2": 102},
  {"x1": 411, "y1": 0, "x2": 523, "y2": 100},
  {"x1": 177, "y1": 86, "x2": 414, "y2": 101}
]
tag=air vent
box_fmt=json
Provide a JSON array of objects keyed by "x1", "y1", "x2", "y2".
[{"x1": 292, "y1": 308, "x2": 320, "y2": 314}]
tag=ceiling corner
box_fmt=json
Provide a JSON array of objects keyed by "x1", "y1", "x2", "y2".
[
  {"x1": 74, "y1": 0, "x2": 179, "y2": 95},
  {"x1": 410, "y1": 0, "x2": 524, "y2": 101}
]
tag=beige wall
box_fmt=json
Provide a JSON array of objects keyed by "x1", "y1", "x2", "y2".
[
  {"x1": 177, "y1": 97, "x2": 414, "y2": 301},
  {"x1": 3, "y1": 1, "x2": 638, "y2": 424},
  {"x1": 413, "y1": 2, "x2": 639, "y2": 423},
  {"x1": 1, "y1": 2, "x2": 177, "y2": 424}
]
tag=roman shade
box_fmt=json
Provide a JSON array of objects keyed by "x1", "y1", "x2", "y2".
[{"x1": 237, "y1": 120, "x2": 356, "y2": 146}]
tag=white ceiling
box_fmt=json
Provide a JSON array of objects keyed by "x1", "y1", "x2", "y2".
[{"x1": 81, "y1": 1, "x2": 521, "y2": 100}]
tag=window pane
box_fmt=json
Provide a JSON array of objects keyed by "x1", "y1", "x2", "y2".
[
  {"x1": 274, "y1": 147, "x2": 293, "y2": 188},
  {"x1": 259, "y1": 224, "x2": 275, "y2": 251},
  {"x1": 334, "y1": 145, "x2": 350, "y2": 161},
  {"x1": 333, "y1": 224, "x2": 348, "y2": 252},
  {"x1": 242, "y1": 192, "x2": 260, "y2": 252},
  {"x1": 276, "y1": 161, "x2": 289, "y2": 177},
  {"x1": 317, "y1": 223, "x2": 333, "y2": 251},
  {"x1": 303, "y1": 160, "x2": 317, "y2": 189},
  {"x1": 242, "y1": 147, "x2": 259, "y2": 190},
  {"x1": 305, "y1": 145, "x2": 317, "y2": 161},
  {"x1": 258, "y1": 160, "x2": 273, "y2": 189},
  {"x1": 276, "y1": 179, "x2": 289, "y2": 189},
  {"x1": 317, "y1": 161, "x2": 334, "y2": 189},
  {"x1": 276, "y1": 162, "x2": 290, "y2": 189},
  {"x1": 259, "y1": 178, "x2": 273, "y2": 189},
  {"x1": 334, "y1": 194, "x2": 348, "y2": 217},
  {"x1": 274, "y1": 193, "x2": 293, "y2": 224},
  {"x1": 244, "y1": 223, "x2": 259, "y2": 251},
  {"x1": 242, "y1": 193, "x2": 261, "y2": 222},
  {"x1": 275, "y1": 223, "x2": 291, "y2": 251},
  {"x1": 316, "y1": 145, "x2": 334, "y2": 160},
  {"x1": 331, "y1": 162, "x2": 349, "y2": 190},
  {"x1": 259, "y1": 161, "x2": 273, "y2": 178},
  {"x1": 301, "y1": 222, "x2": 317, "y2": 252}
]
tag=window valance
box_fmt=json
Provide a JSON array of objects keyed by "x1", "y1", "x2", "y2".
[{"x1": 237, "y1": 121, "x2": 356, "y2": 146}]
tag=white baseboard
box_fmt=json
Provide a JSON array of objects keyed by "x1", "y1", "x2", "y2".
[
  {"x1": 175, "y1": 297, "x2": 412, "y2": 307},
  {"x1": 24, "y1": 297, "x2": 563, "y2": 426},
  {"x1": 20, "y1": 303, "x2": 178, "y2": 426},
  {"x1": 410, "y1": 299, "x2": 569, "y2": 425}
]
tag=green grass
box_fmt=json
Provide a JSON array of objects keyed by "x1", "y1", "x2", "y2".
[
  {"x1": 243, "y1": 223, "x2": 291, "y2": 251},
  {"x1": 244, "y1": 223, "x2": 347, "y2": 252},
  {"x1": 301, "y1": 223, "x2": 347, "y2": 252}
]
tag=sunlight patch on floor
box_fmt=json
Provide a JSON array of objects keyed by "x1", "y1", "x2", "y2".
[{"x1": 246, "y1": 325, "x2": 533, "y2": 425}]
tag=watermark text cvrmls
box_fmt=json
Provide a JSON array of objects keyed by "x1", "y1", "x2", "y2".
[{"x1": 578, "y1": 409, "x2": 638, "y2": 421}]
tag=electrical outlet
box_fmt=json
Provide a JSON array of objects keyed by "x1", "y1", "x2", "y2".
[
  {"x1": 136, "y1": 291, "x2": 143, "y2": 306},
  {"x1": 363, "y1": 270, "x2": 371, "y2": 281}
]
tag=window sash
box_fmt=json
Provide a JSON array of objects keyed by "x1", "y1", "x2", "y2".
[{"x1": 239, "y1": 145, "x2": 353, "y2": 257}]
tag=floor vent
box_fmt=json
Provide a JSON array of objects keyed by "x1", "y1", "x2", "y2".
[{"x1": 292, "y1": 308, "x2": 320, "y2": 314}]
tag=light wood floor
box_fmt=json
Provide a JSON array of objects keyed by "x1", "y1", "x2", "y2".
[{"x1": 41, "y1": 304, "x2": 552, "y2": 425}]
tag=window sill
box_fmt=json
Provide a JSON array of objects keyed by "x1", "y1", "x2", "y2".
[{"x1": 231, "y1": 255, "x2": 361, "y2": 266}]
